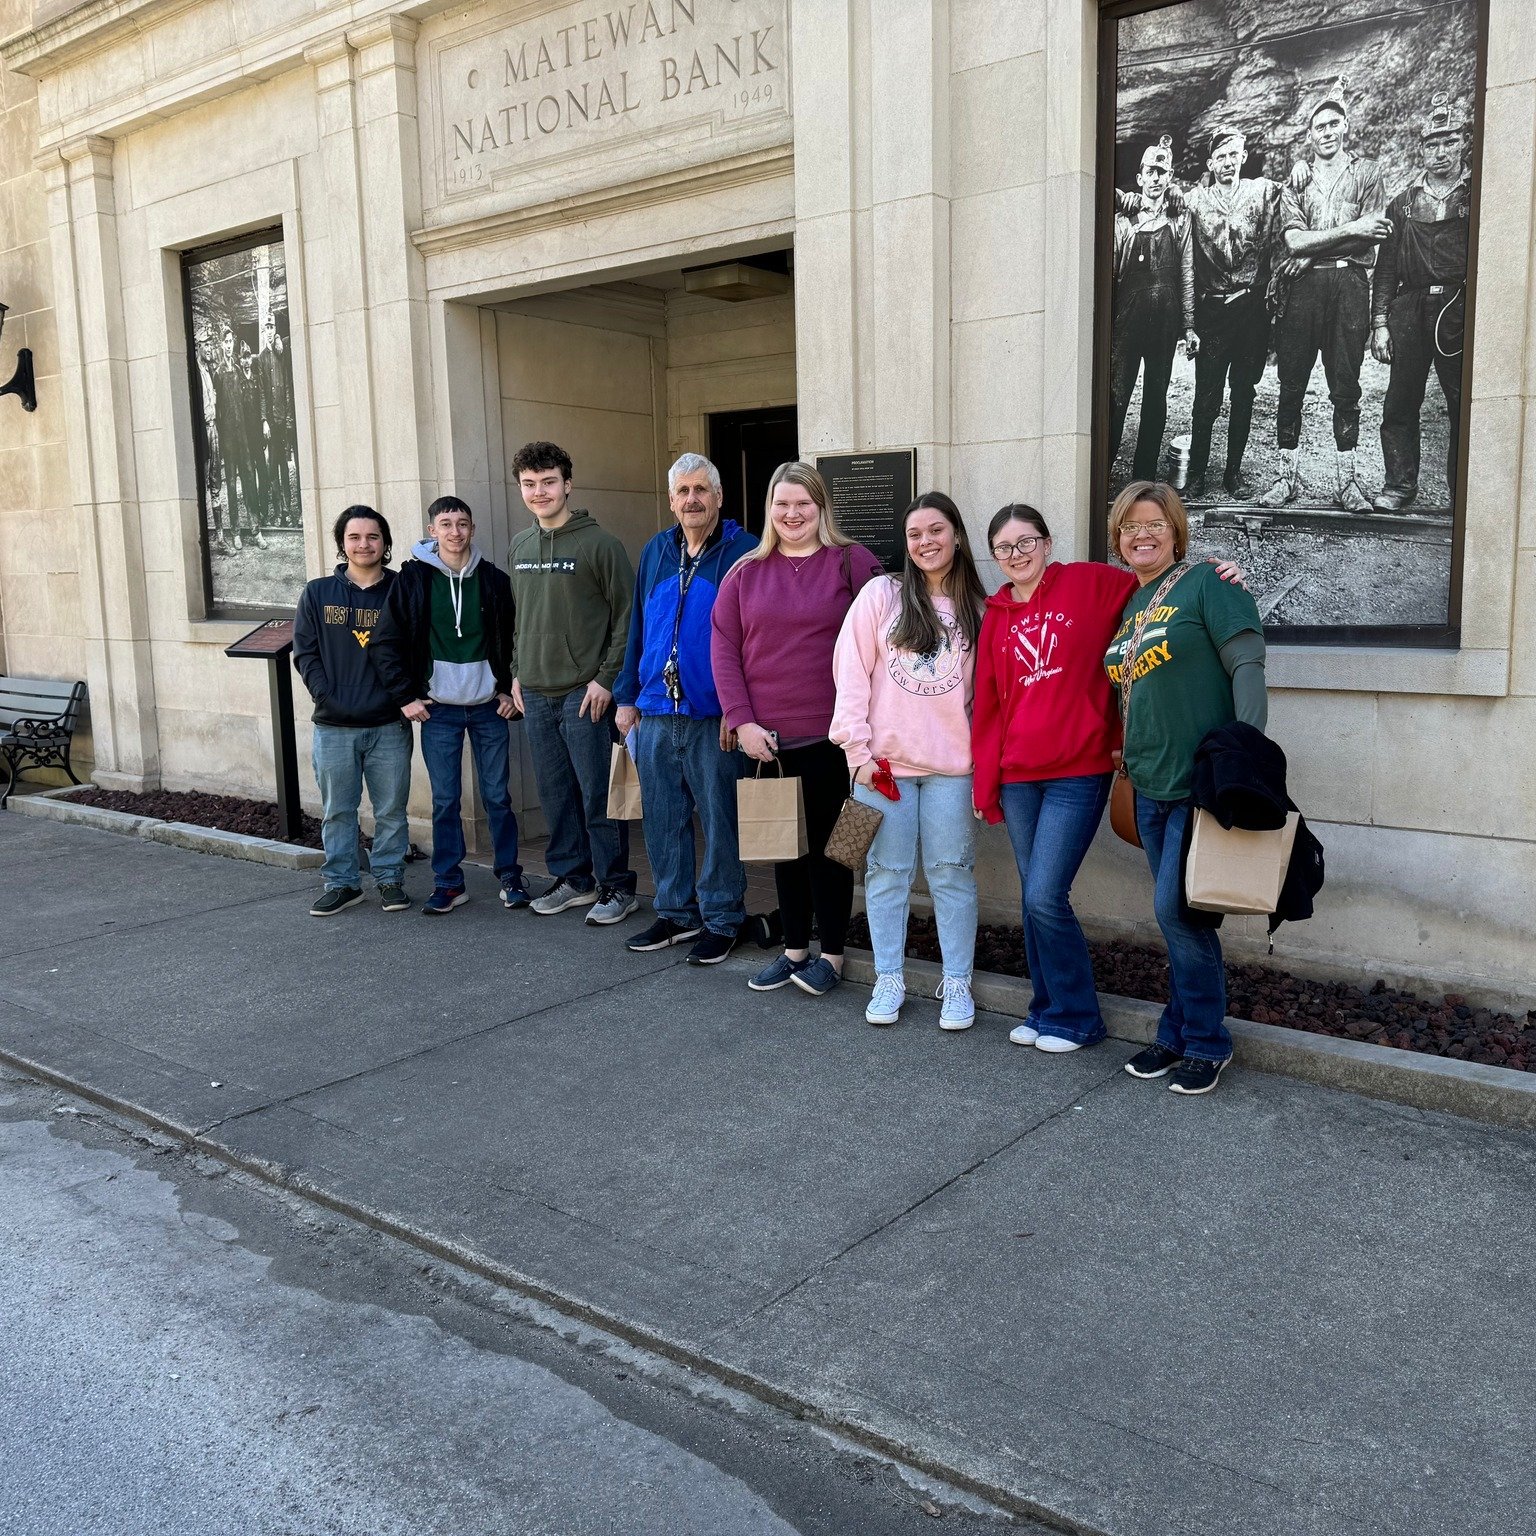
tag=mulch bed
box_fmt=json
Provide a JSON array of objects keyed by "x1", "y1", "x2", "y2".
[
  {"x1": 848, "y1": 913, "x2": 1536, "y2": 1076},
  {"x1": 68, "y1": 787, "x2": 325, "y2": 850}
]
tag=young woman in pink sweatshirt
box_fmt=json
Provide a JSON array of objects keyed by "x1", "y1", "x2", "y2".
[
  {"x1": 711, "y1": 461, "x2": 884, "y2": 998},
  {"x1": 831, "y1": 493, "x2": 987, "y2": 1029}
]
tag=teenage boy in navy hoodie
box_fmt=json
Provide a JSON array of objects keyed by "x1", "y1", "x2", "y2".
[
  {"x1": 613, "y1": 453, "x2": 758, "y2": 965},
  {"x1": 292, "y1": 506, "x2": 412, "y2": 915},
  {"x1": 372, "y1": 496, "x2": 527, "y2": 915}
]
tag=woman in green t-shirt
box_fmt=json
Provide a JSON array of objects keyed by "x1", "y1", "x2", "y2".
[{"x1": 1103, "y1": 481, "x2": 1267, "y2": 1097}]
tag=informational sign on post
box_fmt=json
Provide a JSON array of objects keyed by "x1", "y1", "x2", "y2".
[
  {"x1": 815, "y1": 450, "x2": 915, "y2": 572},
  {"x1": 225, "y1": 617, "x2": 300, "y2": 842}
]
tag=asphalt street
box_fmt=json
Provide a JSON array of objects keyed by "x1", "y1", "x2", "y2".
[{"x1": 0, "y1": 1070, "x2": 1021, "y2": 1536}]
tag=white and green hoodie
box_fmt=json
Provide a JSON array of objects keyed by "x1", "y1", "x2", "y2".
[{"x1": 416, "y1": 537, "x2": 496, "y2": 707}]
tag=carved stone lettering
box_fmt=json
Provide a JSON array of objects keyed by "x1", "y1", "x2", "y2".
[{"x1": 433, "y1": 0, "x2": 788, "y2": 204}]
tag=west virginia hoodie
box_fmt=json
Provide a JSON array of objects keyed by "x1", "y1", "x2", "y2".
[
  {"x1": 507, "y1": 510, "x2": 634, "y2": 695},
  {"x1": 292, "y1": 565, "x2": 401, "y2": 726}
]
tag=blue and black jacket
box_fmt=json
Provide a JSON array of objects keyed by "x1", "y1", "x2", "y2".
[{"x1": 614, "y1": 518, "x2": 757, "y2": 718}]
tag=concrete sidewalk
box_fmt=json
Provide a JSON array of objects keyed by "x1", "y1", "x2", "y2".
[{"x1": 3, "y1": 813, "x2": 1533, "y2": 1536}]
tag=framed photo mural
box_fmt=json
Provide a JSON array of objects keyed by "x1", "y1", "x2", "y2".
[
  {"x1": 1092, "y1": 0, "x2": 1487, "y2": 645},
  {"x1": 183, "y1": 229, "x2": 305, "y2": 619}
]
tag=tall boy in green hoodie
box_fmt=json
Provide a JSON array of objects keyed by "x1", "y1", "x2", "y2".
[{"x1": 508, "y1": 441, "x2": 638, "y2": 926}]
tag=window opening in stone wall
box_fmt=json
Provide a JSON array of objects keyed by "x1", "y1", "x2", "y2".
[{"x1": 182, "y1": 228, "x2": 305, "y2": 620}]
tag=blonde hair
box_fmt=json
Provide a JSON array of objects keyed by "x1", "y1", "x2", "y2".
[
  {"x1": 1107, "y1": 480, "x2": 1189, "y2": 564},
  {"x1": 740, "y1": 461, "x2": 852, "y2": 563}
]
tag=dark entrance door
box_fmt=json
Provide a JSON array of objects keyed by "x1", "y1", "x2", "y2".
[{"x1": 708, "y1": 406, "x2": 799, "y2": 537}]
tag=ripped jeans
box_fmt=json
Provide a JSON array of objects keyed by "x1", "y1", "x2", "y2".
[{"x1": 853, "y1": 772, "x2": 977, "y2": 980}]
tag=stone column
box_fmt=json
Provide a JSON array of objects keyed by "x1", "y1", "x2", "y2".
[{"x1": 39, "y1": 136, "x2": 159, "y2": 790}]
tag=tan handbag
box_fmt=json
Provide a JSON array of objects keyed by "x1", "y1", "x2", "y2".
[
  {"x1": 1185, "y1": 810, "x2": 1301, "y2": 914},
  {"x1": 606, "y1": 742, "x2": 643, "y2": 820},
  {"x1": 825, "y1": 783, "x2": 884, "y2": 874},
  {"x1": 737, "y1": 760, "x2": 808, "y2": 862},
  {"x1": 1110, "y1": 562, "x2": 1194, "y2": 848}
]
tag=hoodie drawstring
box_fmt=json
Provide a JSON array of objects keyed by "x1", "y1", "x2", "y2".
[{"x1": 447, "y1": 562, "x2": 467, "y2": 638}]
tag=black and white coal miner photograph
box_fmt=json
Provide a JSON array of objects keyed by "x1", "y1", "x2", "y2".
[
  {"x1": 1100, "y1": 0, "x2": 1482, "y2": 636},
  {"x1": 185, "y1": 232, "x2": 305, "y2": 617}
]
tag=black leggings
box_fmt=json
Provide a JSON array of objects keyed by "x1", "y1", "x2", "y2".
[{"x1": 774, "y1": 738, "x2": 854, "y2": 955}]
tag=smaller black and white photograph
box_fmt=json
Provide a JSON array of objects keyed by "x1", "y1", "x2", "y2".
[
  {"x1": 185, "y1": 230, "x2": 305, "y2": 617},
  {"x1": 1098, "y1": 0, "x2": 1483, "y2": 639}
]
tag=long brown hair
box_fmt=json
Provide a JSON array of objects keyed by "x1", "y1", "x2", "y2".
[{"x1": 888, "y1": 492, "x2": 987, "y2": 656}]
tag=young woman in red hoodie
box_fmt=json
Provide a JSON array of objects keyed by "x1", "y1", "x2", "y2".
[{"x1": 971, "y1": 504, "x2": 1240, "y2": 1054}]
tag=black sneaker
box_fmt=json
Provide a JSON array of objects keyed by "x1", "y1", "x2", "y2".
[
  {"x1": 1169, "y1": 1056, "x2": 1231, "y2": 1096},
  {"x1": 310, "y1": 886, "x2": 363, "y2": 917},
  {"x1": 627, "y1": 917, "x2": 702, "y2": 952},
  {"x1": 378, "y1": 884, "x2": 411, "y2": 912},
  {"x1": 500, "y1": 877, "x2": 532, "y2": 910},
  {"x1": 686, "y1": 931, "x2": 738, "y2": 966},
  {"x1": 1124, "y1": 1044, "x2": 1183, "y2": 1079}
]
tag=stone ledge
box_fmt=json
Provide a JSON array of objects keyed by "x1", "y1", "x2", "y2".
[
  {"x1": 844, "y1": 950, "x2": 1536, "y2": 1133},
  {"x1": 7, "y1": 787, "x2": 323, "y2": 870}
]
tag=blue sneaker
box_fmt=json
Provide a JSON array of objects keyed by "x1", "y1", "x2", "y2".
[
  {"x1": 790, "y1": 957, "x2": 842, "y2": 997},
  {"x1": 422, "y1": 886, "x2": 468, "y2": 916},
  {"x1": 747, "y1": 953, "x2": 811, "y2": 992},
  {"x1": 500, "y1": 877, "x2": 531, "y2": 910}
]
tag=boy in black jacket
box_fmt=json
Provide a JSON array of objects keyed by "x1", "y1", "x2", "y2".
[
  {"x1": 372, "y1": 496, "x2": 527, "y2": 915},
  {"x1": 292, "y1": 506, "x2": 414, "y2": 915}
]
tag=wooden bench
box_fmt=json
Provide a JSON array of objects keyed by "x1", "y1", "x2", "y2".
[{"x1": 1, "y1": 676, "x2": 87, "y2": 807}]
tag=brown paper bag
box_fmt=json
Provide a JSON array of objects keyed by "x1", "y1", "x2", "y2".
[
  {"x1": 736, "y1": 760, "x2": 807, "y2": 862},
  {"x1": 1184, "y1": 809, "x2": 1300, "y2": 914},
  {"x1": 607, "y1": 742, "x2": 643, "y2": 821}
]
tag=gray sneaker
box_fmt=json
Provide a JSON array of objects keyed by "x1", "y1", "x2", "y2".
[
  {"x1": 585, "y1": 887, "x2": 640, "y2": 926},
  {"x1": 531, "y1": 879, "x2": 599, "y2": 916}
]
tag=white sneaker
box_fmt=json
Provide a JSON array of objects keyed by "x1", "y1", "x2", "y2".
[
  {"x1": 531, "y1": 879, "x2": 600, "y2": 916},
  {"x1": 1035, "y1": 1034, "x2": 1084, "y2": 1054},
  {"x1": 865, "y1": 973, "x2": 905, "y2": 1026},
  {"x1": 937, "y1": 975, "x2": 975, "y2": 1031},
  {"x1": 1009, "y1": 1021, "x2": 1041, "y2": 1046}
]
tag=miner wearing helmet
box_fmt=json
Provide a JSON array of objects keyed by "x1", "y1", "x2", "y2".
[
  {"x1": 1108, "y1": 135, "x2": 1197, "y2": 482},
  {"x1": 1369, "y1": 93, "x2": 1472, "y2": 512}
]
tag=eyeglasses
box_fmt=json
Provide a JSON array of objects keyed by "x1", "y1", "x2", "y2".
[
  {"x1": 990, "y1": 537, "x2": 1044, "y2": 559},
  {"x1": 1119, "y1": 521, "x2": 1170, "y2": 536}
]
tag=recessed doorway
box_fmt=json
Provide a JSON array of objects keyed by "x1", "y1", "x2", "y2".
[{"x1": 708, "y1": 406, "x2": 799, "y2": 538}]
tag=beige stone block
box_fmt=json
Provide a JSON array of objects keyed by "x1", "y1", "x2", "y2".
[
  {"x1": 1469, "y1": 81, "x2": 1535, "y2": 401},
  {"x1": 157, "y1": 706, "x2": 269, "y2": 799},
  {"x1": 0, "y1": 444, "x2": 39, "y2": 513},
  {"x1": 665, "y1": 293, "x2": 794, "y2": 343},
  {"x1": 1458, "y1": 393, "x2": 1522, "y2": 649},
  {"x1": 1488, "y1": 0, "x2": 1536, "y2": 87},
  {"x1": 1373, "y1": 695, "x2": 1536, "y2": 839},
  {"x1": 951, "y1": 0, "x2": 1043, "y2": 73},
  {"x1": 0, "y1": 98, "x2": 34, "y2": 186},
  {"x1": 19, "y1": 305, "x2": 60, "y2": 380},
  {"x1": 0, "y1": 565, "x2": 50, "y2": 634},
  {"x1": 138, "y1": 501, "x2": 187, "y2": 578},
  {"x1": 147, "y1": 3, "x2": 236, "y2": 78},
  {"x1": 951, "y1": 312, "x2": 1041, "y2": 446},
  {"x1": 1041, "y1": 170, "x2": 1093, "y2": 437},
  {"x1": 1268, "y1": 691, "x2": 1376, "y2": 825},
  {"x1": 497, "y1": 311, "x2": 656, "y2": 415},
  {"x1": 500, "y1": 399, "x2": 656, "y2": 497},
  {"x1": 951, "y1": 52, "x2": 1044, "y2": 199},
  {"x1": 583, "y1": 488, "x2": 667, "y2": 559},
  {"x1": 11, "y1": 170, "x2": 46, "y2": 250},
  {"x1": 1522, "y1": 399, "x2": 1536, "y2": 555},
  {"x1": 871, "y1": 1, "x2": 947, "y2": 205},
  {"x1": 870, "y1": 194, "x2": 949, "y2": 448},
  {"x1": 791, "y1": 210, "x2": 858, "y2": 453},
  {"x1": 788, "y1": 0, "x2": 854, "y2": 222},
  {"x1": 0, "y1": 180, "x2": 16, "y2": 254},
  {"x1": 5, "y1": 235, "x2": 52, "y2": 317},
  {"x1": 951, "y1": 183, "x2": 1042, "y2": 324},
  {"x1": 35, "y1": 441, "x2": 70, "y2": 516},
  {"x1": 948, "y1": 437, "x2": 1041, "y2": 584},
  {"x1": 45, "y1": 568, "x2": 83, "y2": 639},
  {"x1": 234, "y1": 0, "x2": 314, "y2": 38},
  {"x1": 1043, "y1": 0, "x2": 1094, "y2": 181},
  {"x1": 1037, "y1": 432, "x2": 1091, "y2": 558},
  {"x1": 1509, "y1": 550, "x2": 1536, "y2": 698}
]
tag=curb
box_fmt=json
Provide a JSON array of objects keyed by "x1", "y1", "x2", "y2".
[
  {"x1": 8, "y1": 787, "x2": 323, "y2": 870},
  {"x1": 0, "y1": 1040, "x2": 1103, "y2": 1536},
  {"x1": 844, "y1": 951, "x2": 1536, "y2": 1133}
]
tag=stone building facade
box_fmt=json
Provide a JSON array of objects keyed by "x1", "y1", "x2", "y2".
[{"x1": 0, "y1": 0, "x2": 1532, "y2": 1000}]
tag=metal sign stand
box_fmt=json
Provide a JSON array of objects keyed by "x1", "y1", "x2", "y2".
[{"x1": 224, "y1": 617, "x2": 300, "y2": 842}]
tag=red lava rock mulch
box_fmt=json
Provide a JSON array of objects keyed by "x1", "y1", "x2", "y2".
[
  {"x1": 848, "y1": 913, "x2": 1536, "y2": 1076},
  {"x1": 68, "y1": 787, "x2": 325, "y2": 850}
]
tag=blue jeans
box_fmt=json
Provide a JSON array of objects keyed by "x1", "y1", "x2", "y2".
[
  {"x1": 1136, "y1": 793, "x2": 1232, "y2": 1062},
  {"x1": 637, "y1": 713, "x2": 745, "y2": 934},
  {"x1": 312, "y1": 720, "x2": 413, "y2": 890},
  {"x1": 1000, "y1": 773, "x2": 1111, "y2": 1045},
  {"x1": 520, "y1": 687, "x2": 635, "y2": 894},
  {"x1": 855, "y1": 773, "x2": 976, "y2": 979},
  {"x1": 419, "y1": 700, "x2": 522, "y2": 891}
]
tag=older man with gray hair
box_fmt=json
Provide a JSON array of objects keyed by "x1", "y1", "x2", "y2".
[{"x1": 613, "y1": 453, "x2": 758, "y2": 965}]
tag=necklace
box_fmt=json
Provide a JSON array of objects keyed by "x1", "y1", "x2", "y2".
[{"x1": 782, "y1": 546, "x2": 818, "y2": 570}]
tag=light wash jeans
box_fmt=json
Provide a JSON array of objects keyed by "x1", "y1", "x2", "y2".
[
  {"x1": 311, "y1": 719, "x2": 412, "y2": 891},
  {"x1": 854, "y1": 772, "x2": 976, "y2": 979}
]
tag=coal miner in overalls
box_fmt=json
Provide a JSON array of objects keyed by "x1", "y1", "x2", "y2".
[
  {"x1": 1260, "y1": 98, "x2": 1389, "y2": 512},
  {"x1": 1109, "y1": 135, "x2": 1196, "y2": 482},
  {"x1": 1182, "y1": 130, "x2": 1284, "y2": 499},
  {"x1": 1370, "y1": 93, "x2": 1471, "y2": 512}
]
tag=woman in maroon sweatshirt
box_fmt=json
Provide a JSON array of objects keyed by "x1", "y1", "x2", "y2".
[{"x1": 711, "y1": 461, "x2": 883, "y2": 998}]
